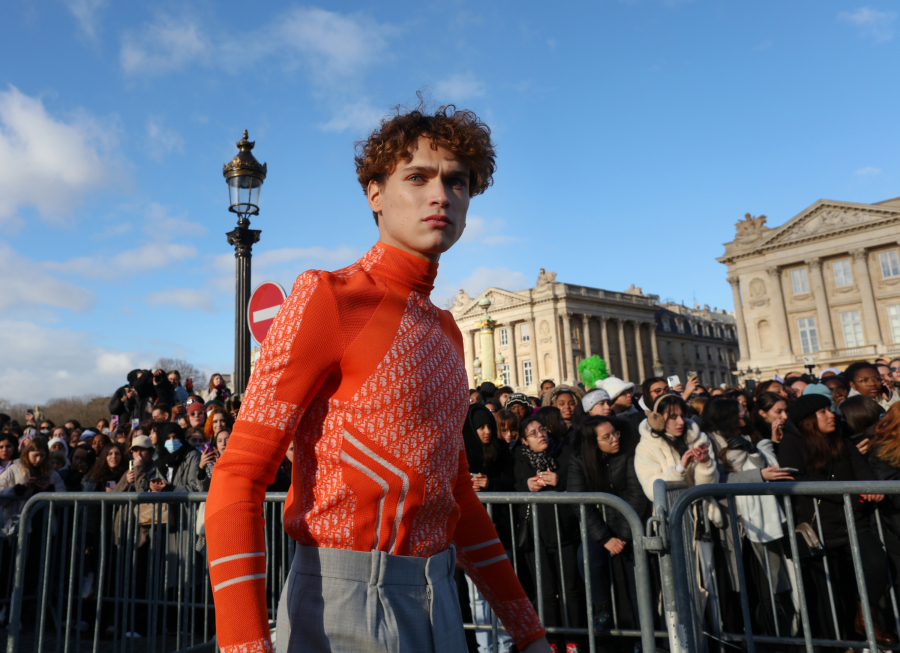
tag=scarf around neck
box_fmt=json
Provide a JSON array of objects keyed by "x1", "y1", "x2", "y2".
[{"x1": 523, "y1": 446, "x2": 558, "y2": 473}]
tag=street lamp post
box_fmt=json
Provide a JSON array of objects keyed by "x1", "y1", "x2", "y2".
[{"x1": 223, "y1": 130, "x2": 267, "y2": 396}]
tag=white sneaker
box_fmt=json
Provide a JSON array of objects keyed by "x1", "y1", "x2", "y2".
[{"x1": 124, "y1": 632, "x2": 142, "y2": 639}]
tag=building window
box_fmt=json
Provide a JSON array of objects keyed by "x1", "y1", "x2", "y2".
[
  {"x1": 833, "y1": 260, "x2": 853, "y2": 288},
  {"x1": 706, "y1": 346, "x2": 712, "y2": 360},
  {"x1": 499, "y1": 328, "x2": 508, "y2": 346},
  {"x1": 682, "y1": 344, "x2": 688, "y2": 357},
  {"x1": 791, "y1": 268, "x2": 810, "y2": 294},
  {"x1": 692, "y1": 323, "x2": 699, "y2": 335},
  {"x1": 798, "y1": 317, "x2": 819, "y2": 354},
  {"x1": 709, "y1": 371, "x2": 716, "y2": 386},
  {"x1": 695, "y1": 345, "x2": 701, "y2": 359},
  {"x1": 662, "y1": 318, "x2": 670, "y2": 332},
  {"x1": 676, "y1": 320, "x2": 684, "y2": 334},
  {"x1": 840, "y1": 310, "x2": 865, "y2": 348},
  {"x1": 718, "y1": 348, "x2": 723, "y2": 362},
  {"x1": 521, "y1": 324, "x2": 530, "y2": 343},
  {"x1": 499, "y1": 363, "x2": 510, "y2": 386},
  {"x1": 888, "y1": 305, "x2": 900, "y2": 343},
  {"x1": 523, "y1": 360, "x2": 533, "y2": 386},
  {"x1": 880, "y1": 250, "x2": 900, "y2": 279}
]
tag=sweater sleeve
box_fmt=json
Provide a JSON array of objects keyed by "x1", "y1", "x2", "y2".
[
  {"x1": 452, "y1": 449, "x2": 545, "y2": 649},
  {"x1": 204, "y1": 271, "x2": 343, "y2": 653},
  {"x1": 634, "y1": 442, "x2": 684, "y2": 501}
]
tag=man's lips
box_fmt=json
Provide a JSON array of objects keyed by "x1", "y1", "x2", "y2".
[{"x1": 423, "y1": 214, "x2": 451, "y2": 227}]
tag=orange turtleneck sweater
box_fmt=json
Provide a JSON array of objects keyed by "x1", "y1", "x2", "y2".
[{"x1": 205, "y1": 242, "x2": 545, "y2": 652}]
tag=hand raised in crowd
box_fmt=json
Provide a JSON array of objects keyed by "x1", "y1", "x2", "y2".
[
  {"x1": 470, "y1": 473, "x2": 489, "y2": 492},
  {"x1": 199, "y1": 448, "x2": 218, "y2": 469},
  {"x1": 604, "y1": 537, "x2": 626, "y2": 555},
  {"x1": 125, "y1": 469, "x2": 136, "y2": 484},
  {"x1": 856, "y1": 438, "x2": 870, "y2": 455},
  {"x1": 681, "y1": 376, "x2": 700, "y2": 400},
  {"x1": 761, "y1": 466, "x2": 794, "y2": 482},
  {"x1": 770, "y1": 418, "x2": 785, "y2": 443}
]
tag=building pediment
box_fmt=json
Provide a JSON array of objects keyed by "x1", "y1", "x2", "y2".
[
  {"x1": 454, "y1": 288, "x2": 531, "y2": 318},
  {"x1": 719, "y1": 200, "x2": 900, "y2": 263}
]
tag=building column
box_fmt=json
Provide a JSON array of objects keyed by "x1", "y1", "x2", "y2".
[
  {"x1": 466, "y1": 330, "x2": 477, "y2": 386},
  {"x1": 508, "y1": 322, "x2": 519, "y2": 387},
  {"x1": 562, "y1": 312, "x2": 576, "y2": 385},
  {"x1": 650, "y1": 324, "x2": 660, "y2": 374},
  {"x1": 617, "y1": 318, "x2": 629, "y2": 381},
  {"x1": 851, "y1": 248, "x2": 884, "y2": 346},
  {"x1": 600, "y1": 317, "x2": 610, "y2": 366},
  {"x1": 583, "y1": 315, "x2": 592, "y2": 358},
  {"x1": 634, "y1": 321, "x2": 646, "y2": 381},
  {"x1": 766, "y1": 267, "x2": 792, "y2": 355},
  {"x1": 726, "y1": 277, "x2": 751, "y2": 362},
  {"x1": 528, "y1": 318, "x2": 539, "y2": 386},
  {"x1": 805, "y1": 257, "x2": 835, "y2": 351}
]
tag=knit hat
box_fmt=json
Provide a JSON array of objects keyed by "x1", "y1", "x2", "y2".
[
  {"x1": 801, "y1": 382, "x2": 836, "y2": 412},
  {"x1": 478, "y1": 382, "x2": 497, "y2": 399},
  {"x1": 505, "y1": 393, "x2": 529, "y2": 409},
  {"x1": 595, "y1": 377, "x2": 635, "y2": 402},
  {"x1": 471, "y1": 408, "x2": 495, "y2": 432},
  {"x1": 541, "y1": 384, "x2": 585, "y2": 407},
  {"x1": 582, "y1": 388, "x2": 611, "y2": 413},
  {"x1": 787, "y1": 393, "x2": 831, "y2": 425},
  {"x1": 47, "y1": 436, "x2": 69, "y2": 455},
  {"x1": 80, "y1": 429, "x2": 97, "y2": 441}
]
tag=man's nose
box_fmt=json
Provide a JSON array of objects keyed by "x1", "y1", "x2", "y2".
[{"x1": 430, "y1": 179, "x2": 450, "y2": 206}]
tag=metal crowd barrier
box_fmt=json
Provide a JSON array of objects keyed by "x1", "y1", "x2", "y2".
[
  {"x1": 1, "y1": 491, "x2": 664, "y2": 653},
  {"x1": 665, "y1": 481, "x2": 900, "y2": 653},
  {"x1": 474, "y1": 492, "x2": 662, "y2": 653},
  {"x1": 3, "y1": 492, "x2": 293, "y2": 653}
]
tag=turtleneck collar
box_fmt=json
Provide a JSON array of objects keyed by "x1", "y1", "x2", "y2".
[{"x1": 369, "y1": 242, "x2": 439, "y2": 295}]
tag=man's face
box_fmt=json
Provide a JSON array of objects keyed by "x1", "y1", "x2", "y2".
[
  {"x1": 151, "y1": 409, "x2": 169, "y2": 423},
  {"x1": 367, "y1": 136, "x2": 470, "y2": 264},
  {"x1": 132, "y1": 448, "x2": 153, "y2": 466},
  {"x1": 540, "y1": 382, "x2": 554, "y2": 396},
  {"x1": 890, "y1": 361, "x2": 900, "y2": 387}
]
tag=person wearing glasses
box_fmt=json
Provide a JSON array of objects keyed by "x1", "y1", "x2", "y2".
[
  {"x1": 514, "y1": 416, "x2": 582, "y2": 652},
  {"x1": 846, "y1": 361, "x2": 900, "y2": 411},
  {"x1": 567, "y1": 416, "x2": 649, "y2": 639}
]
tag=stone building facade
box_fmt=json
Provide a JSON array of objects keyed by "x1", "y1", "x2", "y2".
[
  {"x1": 718, "y1": 197, "x2": 900, "y2": 378},
  {"x1": 450, "y1": 270, "x2": 739, "y2": 394}
]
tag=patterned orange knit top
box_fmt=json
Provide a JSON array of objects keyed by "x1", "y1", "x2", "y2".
[{"x1": 205, "y1": 242, "x2": 545, "y2": 653}]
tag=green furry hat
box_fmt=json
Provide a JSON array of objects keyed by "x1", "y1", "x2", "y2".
[{"x1": 578, "y1": 356, "x2": 609, "y2": 389}]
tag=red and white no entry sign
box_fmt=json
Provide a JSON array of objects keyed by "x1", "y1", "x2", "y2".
[{"x1": 247, "y1": 281, "x2": 287, "y2": 344}]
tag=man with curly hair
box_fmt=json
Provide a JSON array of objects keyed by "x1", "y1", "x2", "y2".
[{"x1": 205, "y1": 103, "x2": 551, "y2": 653}]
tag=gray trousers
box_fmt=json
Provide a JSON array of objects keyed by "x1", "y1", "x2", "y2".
[{"x1": 276, "y1": 544, "x2": 467, "y2": 653}]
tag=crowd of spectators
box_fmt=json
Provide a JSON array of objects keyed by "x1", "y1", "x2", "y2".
[{"x1": 4, "y1": 359, "x2": 900, "y2": 650}]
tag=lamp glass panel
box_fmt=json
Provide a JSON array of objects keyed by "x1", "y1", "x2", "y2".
[{"x1": 228, "y1": 175, "x2": 263, "y2": 213}]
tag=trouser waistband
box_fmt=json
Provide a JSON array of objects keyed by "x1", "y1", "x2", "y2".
[{"x1": 291, "y1": 544, "x2": 456, "y2": 587}]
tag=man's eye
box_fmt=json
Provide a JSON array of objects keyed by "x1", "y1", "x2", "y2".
[{"x1": 409, "y1": 175, "x2": 423, "y2": 182}]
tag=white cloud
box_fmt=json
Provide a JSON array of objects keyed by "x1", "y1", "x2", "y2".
[
  {"x1": 0, "y1": 242, "x2": 94, "y2": 313},
  {"x1": 434, "y1": 73, "x2": 486, "y2": 102},
  {"x1": 145, "y1": 288, "x2": 215, "y2": 312},
  {"x1": 0, "y1": 86, "x2": 126, "y2": 226},
  {"x1": 145, "y1": 116, "x2": 184, "y2": 161},
  {"x1": 0, "y1": 319, "x2": 158, "y2": 403},
  {"x1": 143, "y1": 202, "x2": 206, "y2": 237},
  {"x1": 839, "y1": 7, "x2": 896, "y2": 42},
  {"x1": 46, "y1": 242, "x2": 197, "y2": 280},
  {"x1": 60, "y1": 0, "x2": 107, "y2": 40},
  {"x1": 459, "y1": 267, "x2": 529, "y2": 296},
  {"x1": 459, "y1": 216, "x2": 520, "y2": 246},
  {"x1": 854, "y1": 166, "x2": 882, "y2": 176},
  {"x1": 320, "y1": 100, "x2": 385, "y2": 133},
  {"x1": 120, "y1": 16, "x2": 212, "y2": 76},
  {"x1": 212, "y1": 245, "x2": 361, "y2": 274}
]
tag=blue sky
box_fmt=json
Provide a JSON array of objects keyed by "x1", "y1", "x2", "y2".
[{"x1": 2, "y1": 1, "x2": 899, "y2": 403}]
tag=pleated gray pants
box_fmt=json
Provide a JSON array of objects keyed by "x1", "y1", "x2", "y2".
[{"x1": 275, "y1": 544, "x2": 467, "y2": 653}]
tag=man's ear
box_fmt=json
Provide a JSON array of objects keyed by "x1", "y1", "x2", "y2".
[{"x1": 367, "y1": 180, "x2": 382, "y2": 215}]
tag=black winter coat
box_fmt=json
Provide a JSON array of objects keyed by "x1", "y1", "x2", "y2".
[
  {"x1": 777, "y1": 428, "x2": 876, "y2": 542},
  {"x1": 513, "y1": 442, "x2": 577, "y2": 550},
  {"x1": 566, "y1": 432, "x2": 649, "y2": 545}
]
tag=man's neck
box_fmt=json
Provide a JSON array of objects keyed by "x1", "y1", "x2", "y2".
[{"x1": 376, "y1": 237, "x2": 441, "y2": 264}]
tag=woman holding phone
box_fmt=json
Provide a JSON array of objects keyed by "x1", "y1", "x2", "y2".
[
  {"x1": 634, "y1": 395, "x2": 719, "y2": 500},
  {"x1": 751, "y1": 391, "x2": 789, "y2": 447},
  {"x1": 82, "y1": 443, "x2": 128, "y2": 492}
]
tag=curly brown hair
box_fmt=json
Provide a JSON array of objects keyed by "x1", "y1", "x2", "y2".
[{"x1": 355, "y1": 100, "x2": 496, "y2": 223}]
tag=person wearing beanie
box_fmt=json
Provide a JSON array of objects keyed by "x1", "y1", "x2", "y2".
[
  {"x1": 778, "y1": 392, "x2": 894, "y2": 645},
  {"x1": 801, "y1": 382, "x2": 837, "y2": 413},
  {"x1": 505, "y1": 393, "x2": 531, "y2": 421},
  {"x1": 582, "y1": 389, "x2": 611, "y2": 417},
  {"x1": 153, "y1": 423, "x2": 202, "y2": 493},
  {"x1": 595, "y1": 378, "x2": 641, "y2": 433}
]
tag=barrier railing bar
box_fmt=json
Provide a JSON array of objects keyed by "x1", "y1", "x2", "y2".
[
  {"x1": 813, "y1": 499, "x2": 841, "y2": 639},
  {"x1": 875, "y1": 508, "x2": 900, "y2": 638},
  {"x1": 843, "y1": 493, "x2": 878, "y2": 652},
  {"x1": 726, "y1": 496, "x2": 755, "y2": 653},
  {"x1": 782, "y1": 495, "x2": 814, "y2": 653}
]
